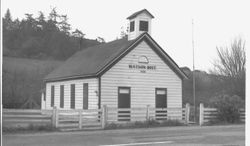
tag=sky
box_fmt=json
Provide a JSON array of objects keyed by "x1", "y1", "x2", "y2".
[{"x1": 2, "y1": 0, "x2": 249, "y2": 72}]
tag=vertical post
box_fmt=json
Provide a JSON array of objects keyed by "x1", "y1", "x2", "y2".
[
  {"x1": 146, "y1": 105, "x2": 150, "y2": 121},
  {"x1": 101, "y1": 105, "x2": 107, "y2": 129},
  {"x1": 41, "y1": 92, "x2": 44, "y2": 110},
  {"x1": 52, "y1": 107, "x2": 55, "y2": 127},
  {"x1": 185, "y1": 103, "x2": 190, "y2": 124},
  {"x1": 52, "y1": 107, "x2": 58, "y2": 128},
  {"x1": 199, "y1": 103, "x2": 204, "y2": 126},
  {"x1": 79, "y1": 110, "x2": 82, "y2": 129},
  {"x1": 55, "y1": 107, "x2": 58, "y2": 128}
]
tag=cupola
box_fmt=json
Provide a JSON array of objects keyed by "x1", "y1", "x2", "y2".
[{"x1": 127, "y1": 9, "x2": 154, "y2": 40}]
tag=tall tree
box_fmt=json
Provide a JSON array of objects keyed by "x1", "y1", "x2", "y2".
[
  {"x1": 49, "y1": 7, "x2": 59, "y2": 23},
  {"x1": 3, "y1": 9, "x2": 13, "y2": 30},
  {"x1": 211, "y1": 37, "x2": 246, "y2": 99},
  {"x1": 120, "y1": 26, "x2": 128, "y2": 39},
  {"x1": 37, "y1": 11, "x2": 46, "y2": 29},
  {"x1": 58, "y1": 14, "x2": 71, "y2": 35}
]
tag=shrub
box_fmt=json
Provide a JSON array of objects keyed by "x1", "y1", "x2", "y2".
[
  {"x1": 104, "y1": 122, "x2": 119, "y2": 129},
  {"x1": 209, "y1": 94, "x2": 244, "y2": 123},
  {"x1": 145, "y1": 118, "x2": 160, "y2": 126},
  {"x1": 2, "y1": 124, "x2": 56, "y2": 133},
  {"x1": 161, "y1": 119, "x2": 185, "y2": 126},
  {"x1": 104, "y1": 119, "x2": 185, "y2": 130}
]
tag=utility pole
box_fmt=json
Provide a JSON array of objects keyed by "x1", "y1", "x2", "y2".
[{"x1": 192, "y1": 19, "x2": 196, "y2": 122}]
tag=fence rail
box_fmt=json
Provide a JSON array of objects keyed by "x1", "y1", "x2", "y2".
[
  {"x1": 2, "y1": 109, "x2": 52, "y2": 127},
  {"x1": 199, "y1": 103, "x2": 245, "y2": 125},
  {"x1": 3, "y1": 104, "x2": 190, "y2": 131}
]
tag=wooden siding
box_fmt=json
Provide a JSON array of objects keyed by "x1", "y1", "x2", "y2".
[
  {"x1": 101, "y1": 41, "x2": 182, "y2": 121},
  {"x1": 45, "y1": 78, "x2": 98, "y2": 110}
]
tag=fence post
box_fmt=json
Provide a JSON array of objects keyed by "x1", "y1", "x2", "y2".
[
  {"x1": 199, "y1": 103, "x2": 204, "y2": 126},
  {"x1": 185, "y1": 103, "x2": 190, "y2": 124},
  {"x1": 52, "y1": 107, "x2": 58, "y2": 128},
  {"x1": 79, "y1": 110, "x2": 82, "y2": 129},
  {"x1": 55, "y1": 107, "x2": 59, "y2": 128},
  {"x1": 101, "y1": 105, "x2": 107, "y2": 129},
  {"x1": 146, "y1": 105, "x2": 150, "y2": 121}
]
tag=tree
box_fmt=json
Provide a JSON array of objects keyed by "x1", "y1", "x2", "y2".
[
  {"x1": 2, "y1": 8, "x2": 101, "y2": 60},
  {"x1": 58, "y1": 14, "x2": 71, "y2": 35},
  {"x1": 72, "y1": 29, "x2": 85, "y2": 38},
  {"x1": 72, "y1": 29, "x2": 85, "y2": 50},
  {"x1": 3, "y1": 9, "x2": 13, "y2": 30},
  {"x1": 120, "y1": 26, "x2": 128, "y2": 39},
  {"x1": 211, "y1": 37, "x2": 246, "y2": 99},
  {"x1": 209, "y1": 94, "x2": 244, "y2": 123},
  {"x1": 96, "y1": 37, "x2": 105, "y2": 43},
  {"x1": 36, "y1": 11, "x2": 46, "y2": 29},
  {"x1": 49, "y1": 7, "x2": 59, "y2": 23}
]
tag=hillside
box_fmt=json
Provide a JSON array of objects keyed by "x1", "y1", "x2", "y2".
[
  {"x1": 181, "y1": 67, "x2": 226, "y2": 106},
  {"x1": 2, "y1": 57, "x2": 62, "y2": 108},
  {"x1": 2, "y1": 8, "x2": 101, "y2": 60}
]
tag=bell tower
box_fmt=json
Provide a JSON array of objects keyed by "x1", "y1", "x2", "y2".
[{"x1": 127, "y1": 9, "x2": 154, "y2": 40}]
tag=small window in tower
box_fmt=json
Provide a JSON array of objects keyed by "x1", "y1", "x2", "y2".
[
  {"x1": 130, "y1": 21, "x2": 135, "y2": 32},
  {"x1": 139, "y1": 21, "x2": 148, "y2": 32}
]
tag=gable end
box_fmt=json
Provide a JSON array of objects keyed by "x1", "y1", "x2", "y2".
[{"x1": 97, "y1": 33, "x2": 188, "y2": 80}]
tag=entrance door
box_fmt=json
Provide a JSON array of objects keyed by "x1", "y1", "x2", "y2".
[
  {"x1": 118, "y1": 87, "x2": 131, "y2": 121},
  {"x1": 155, "y1": 88, "x2": 167, "y2": 120}
]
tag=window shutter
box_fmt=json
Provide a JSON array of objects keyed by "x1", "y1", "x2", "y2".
[
  {"x1": 51, "y1": 85, "x2": 54, "y2": 107},
  {"x1": 83, "y1": 83, "x2": 88, "y2": 109},
  {"x1": 60, "y1": 85, "x2": 64, "y2": 108},
  {"x1": 70, "y1": 84, "x2": 75, "y2": 109}
]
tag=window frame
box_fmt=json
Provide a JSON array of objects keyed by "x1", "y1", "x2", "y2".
[
  {"x1": 139, "y1": 20, "x2": 149, "y2": 32},
  {"x1": 130, "y1": 21, "x2": 135, "y2": 32}
]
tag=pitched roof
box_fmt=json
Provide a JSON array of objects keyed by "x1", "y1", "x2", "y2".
[
  {"x1": 127, "y1": 9, "x2": 154, "y2": 20},
  {"x1": 44, "y1": 33, "x2": 188, "y2": 82},
  {"x1": 44, "y1": 38, "x2": 135, "y2": 81}
]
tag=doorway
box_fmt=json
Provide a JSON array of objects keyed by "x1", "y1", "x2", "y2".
[
  {"x1": 118, "y1": 87, "x2": 131, "y2": 121},
  {"x1": 155, "y1": 88, "x2": 167, "y2": 120}
]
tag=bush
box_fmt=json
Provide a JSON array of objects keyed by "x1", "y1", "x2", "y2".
[
  {"x1": 161, "y1": 119, "x2": 185, "y2": 126},
  {"x1": 209, "y1": 94, "x2": 244, "y2": 123},
  {"x1": 2, "y1": 124, "x2": 57, "y2": 133},
  {"x1": 104, "y1": 119, "x2": 185, "y2": 130}
]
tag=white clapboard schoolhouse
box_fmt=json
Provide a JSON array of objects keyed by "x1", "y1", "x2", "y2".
[{"x1": 42, "y1": 9, "x2": 188, "y2": 121}]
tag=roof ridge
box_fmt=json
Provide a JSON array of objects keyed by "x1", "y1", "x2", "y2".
[{"x1": 127, "y1": 9, "x2": 154, "y2": 19}]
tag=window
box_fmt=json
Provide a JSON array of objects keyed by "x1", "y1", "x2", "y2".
[
  {"x1": 83, "y1": 83, "x2": 88, "y2": 109},
  {"x1": 51, "y1": 85, "x2": 55, "y2": 107},
  {"x1": 60, "y1": 85, "x2": 64, "y2": 108},
  {"x1": 139, "y1": 21, "x2": 148, "y2": 31},
  {"x1": 70, "y1": 84, "x2": 75, "y2": 109},
  {"x1": 130, "y1": 21, "x2": 135, "y2": 32}
]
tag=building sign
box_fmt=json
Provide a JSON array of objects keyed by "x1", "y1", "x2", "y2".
[{"x1": 128, "y1": 56, "x2": 156, "y2": 73}]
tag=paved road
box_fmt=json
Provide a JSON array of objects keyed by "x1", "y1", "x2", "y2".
[{"x1": 3, "y1": 125, "x2": 245, "y2": 146}]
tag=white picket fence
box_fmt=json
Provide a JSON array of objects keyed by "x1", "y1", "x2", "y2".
[
  {"x1": 199, "y1": 103, "x2": 245, "y2": 125},
  {"x1": 3, "y1": 104, "x2": 190, "y2": 131}
]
